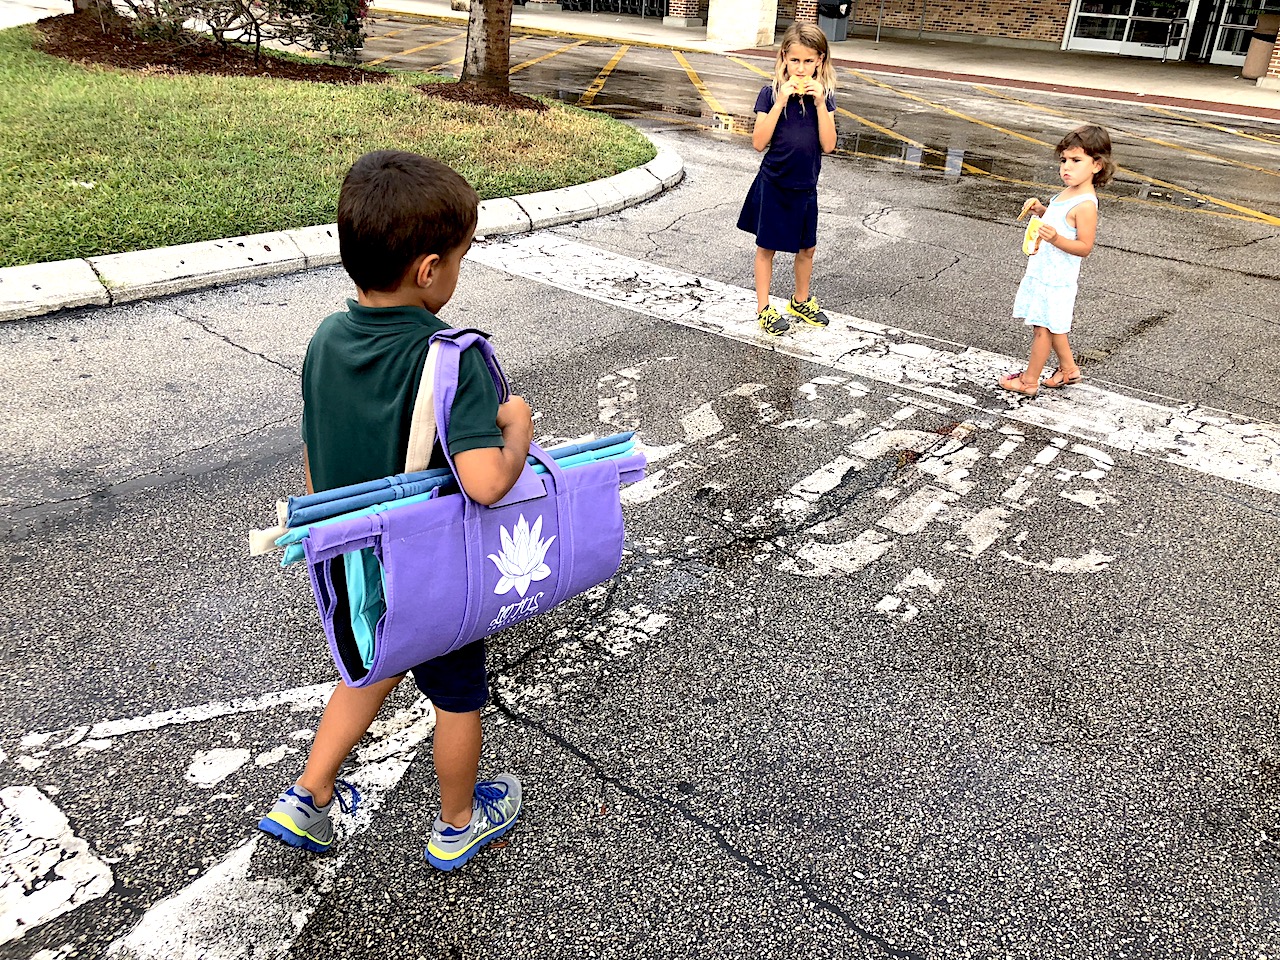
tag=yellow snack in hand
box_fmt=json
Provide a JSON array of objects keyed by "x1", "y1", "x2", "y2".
[{"x1": 1022, "y1": 215, "x2": 1043, "y2": 255}]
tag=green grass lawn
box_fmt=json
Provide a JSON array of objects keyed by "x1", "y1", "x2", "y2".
[{"x1": 0, "y1": 26, "x2": 655, "y2": 268}]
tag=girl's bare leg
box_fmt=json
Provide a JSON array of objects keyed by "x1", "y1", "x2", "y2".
[
  {"x1": 1025, "y1": 325, "x2": 1054, "y2": 382},
  {"x1": 298, "y1": 675, "x2": 402, "y2": 806},
  {"x1": 755, "y1": 247, "x2": 776, "y2": 311},
  {"x1": 794, "y1": 246, "x2": 815, "y2": 303},
  {"x1": 1048, "y1": 332, "x2": 1081, "y2": 381}
]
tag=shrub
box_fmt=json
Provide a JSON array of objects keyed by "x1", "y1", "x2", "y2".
[{"x1": 118, "y1": 0, "x2": 367, "y2": 61}]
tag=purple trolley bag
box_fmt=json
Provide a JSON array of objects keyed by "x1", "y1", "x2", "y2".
[{"x1": 301, "y1": 328, "x2": 645, "y2": 687}]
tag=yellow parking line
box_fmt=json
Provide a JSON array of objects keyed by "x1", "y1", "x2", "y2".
[
  {"x1": 964, "y1": 166, "x2": 1273, "y2": 224},
  {"x1": 674, "y1": 50, "x2": 733, "y2": 131},
  {"x1": 426, "y1": 35, "x2": 530, "y2": 73},
  {"x1": 368, "y1": 24, "x2": 431, "y2": 41},
  {"x1": 974, "y1": 85, "x2": 1280, "y2": 181},
  {"x1": 510, "y1": 38, "x2": 589, "y2": 75},
  {"x1": 726, "y1": 55, "x2": 768, "y2": 74},
  {"x1": 579, "y1": 44, "x2": 630, "y2": 105},
  {"x1": 1144, "y1": 105, "x2": 1280, "y2": 147},
  {"x1": 973, "y1": 84, "x2": 1070, "y2": 117},
  {"x1": 1116, "y1": 133, "x2": 1280, "y2": 180},
  {"x1": 848, "y1": 69, "x2": 1280, "y2": 226},
  {"x1": 852, "y1": 70, "x2": 1048, "y2": 146},
  {"x1": 365, "y1": 32, "x2": 464, "y2": 67},
  {"x1": 589, "y1": 101, "x2": 1266, "y2": 225},
  {"x1": 834, "y1": 107, "x2": 932, "y2": 153}
]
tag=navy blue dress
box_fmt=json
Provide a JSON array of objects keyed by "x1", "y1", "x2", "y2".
[{"x1": 738, "y1": 84, "x2": 836, "y2": 254}]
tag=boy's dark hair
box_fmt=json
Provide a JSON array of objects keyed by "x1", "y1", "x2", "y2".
[
  {"x1": 338, "y1": 150, "x2": 479, "y2": 292},
  {"x1": 1057, "y1": 124, "x2": 1115, "y2": 189}
]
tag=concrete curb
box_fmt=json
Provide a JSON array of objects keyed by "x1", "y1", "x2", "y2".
[{"x1": 0, "y1": 141, "x2": 683, "y2": 324}]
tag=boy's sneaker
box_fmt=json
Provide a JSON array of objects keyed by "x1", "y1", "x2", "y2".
[
  {"x1": 758, "y1": 304, "x2": 789, "y2": 336},
  {"x1": 425, "y1": 773, "x2": 522, "y2": 871},
  {"x1": 787, "y1": 295, "x2": 829, "y2": 327},
  {"x1": 258, "y1": 780, "x2": 360, "y2": 854}
]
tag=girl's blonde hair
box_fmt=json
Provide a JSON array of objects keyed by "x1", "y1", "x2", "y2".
[
  {"x1": 772, "y1": 22, "x2": 837, "y2": 103},
  {"x1": 1057, "y1": 124, "x2": 1115, "y2": 188}
]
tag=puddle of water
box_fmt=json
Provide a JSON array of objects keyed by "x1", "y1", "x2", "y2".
[
  {"x1": 830, "y1": 132, "x2": 1024, "y2": 184},
  {"x1": 565, "y1": 90, "x2": 716, "y2": 121}
]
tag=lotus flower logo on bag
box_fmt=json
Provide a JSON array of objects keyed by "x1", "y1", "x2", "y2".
[{"x1": 488, "y1": 514, "x2": 556, "y2": 597}]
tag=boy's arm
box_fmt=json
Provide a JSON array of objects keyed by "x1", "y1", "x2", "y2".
[{"x1": 452, "y1": 396, "x2": 534, "y2": 506}]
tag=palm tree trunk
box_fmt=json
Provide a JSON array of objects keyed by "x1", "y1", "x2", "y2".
[{"x1": 460, "y1": 0, "x2": 513, "y2": 94}]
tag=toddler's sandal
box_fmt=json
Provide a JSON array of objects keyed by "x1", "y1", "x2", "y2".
[
  {"x1": 1042, "y1": 368, "x2": 1083, "y2": 390},
  {"x1": 999, "y1": 371, "x2": 1038, "y2": 398}
]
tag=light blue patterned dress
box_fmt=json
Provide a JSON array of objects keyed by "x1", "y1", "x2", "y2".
[{"x1": 1012, "y1": 193, "x2": 1098, "y2": 334}]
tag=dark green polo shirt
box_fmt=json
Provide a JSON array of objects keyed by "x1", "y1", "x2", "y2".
[{"x1": 301, "y1": 301, "x2": 503, "y2": 492}]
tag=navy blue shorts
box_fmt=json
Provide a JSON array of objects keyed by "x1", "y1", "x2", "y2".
[
  {"x1": 737, "y1": 173, "x2": 818, "y2": 254},
  {"x1": 410, "y1": 638, "x2": 488, "y2": 713}
]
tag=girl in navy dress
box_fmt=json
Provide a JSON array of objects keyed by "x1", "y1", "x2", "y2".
[{"x1": 737, "y1": 22, "x2": 837, "y2": 336}]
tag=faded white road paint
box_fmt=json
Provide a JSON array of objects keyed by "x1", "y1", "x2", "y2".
[
  {"x1": 18, "y1": 683, "x2": 333, "y2": 755},
  {"x1": 105, "y1": 701, "x2": 436, "y2": 960},
  {"x1": 593, "y1": 350, "x2": 1123, "y2": 588},
  {"x1": 1, "y1": 787, "x2": 113, "y2": 944},
  {"x1": 466, "y1": 233, "x2": 1280, "y2": 496},
  {"x1": 185, "y1": 749, "x2": 251, "y2": 788},
  {"x1": 8, "y1": 598, "x2": 673, "y2": 956}
]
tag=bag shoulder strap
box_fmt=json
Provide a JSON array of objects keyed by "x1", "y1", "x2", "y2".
[{"x1": 403, "y1": 328, "x2": 510, "y2": 473}]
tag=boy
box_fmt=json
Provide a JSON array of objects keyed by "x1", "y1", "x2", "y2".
[{"x1": 259, "y1": 150, "x2": 534, "y2": 871}]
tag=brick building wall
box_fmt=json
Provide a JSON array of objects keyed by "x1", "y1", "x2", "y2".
[
  {"x1": 667, "y1": 0, "x2": 711, "y2": 21},
  {"x1": 772, "y1": 0, "x2": 817, "y2": 26},
  {"x1": 850, "y1": 0, "x2": 1071, "y2": 45}
]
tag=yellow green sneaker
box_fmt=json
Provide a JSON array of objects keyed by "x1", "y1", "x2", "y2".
[
  {"x1": 787, "y1": 295, "x2": 829, "y2": 327},
  {"x1": 758, "y1": 304, "x2": 789, "y2": 336},
  {"x1": 258, "y1": 780, "x2": 360, "y2": 854},
  {"x1": 425, "y1": 774, "x2": 522, "y2": 871}
]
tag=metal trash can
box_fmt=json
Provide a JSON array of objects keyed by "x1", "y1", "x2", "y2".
[
  {"x1": 818, "y1": 0, "x2": 851, "y2": 43},
  {"x1": 1242, "y1": 13, "x2": 1279, "y2": 80}
]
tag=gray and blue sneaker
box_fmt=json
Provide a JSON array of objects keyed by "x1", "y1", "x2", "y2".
[
  {"x1": 258, "y1": 780, "x2": 359, "y2": 854},
  {"x1": 425, "y1": 773, "x2": 522, "y2": 871}
]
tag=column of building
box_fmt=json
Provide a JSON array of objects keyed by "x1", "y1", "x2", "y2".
[
  {"x1": 702, "y1": 0, "x2": 816, "y2": 46},
  {"x1": 1262, "y1": 34, "x2": 1280, "y2": 90}
]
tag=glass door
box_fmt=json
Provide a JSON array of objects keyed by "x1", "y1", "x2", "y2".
[
  {"x1": 1068, "y1": 0, "x2": 1201, "y2": 58},
  {"x1": 1209, "y1": 0, "x2": 1280, "y2": 65}
]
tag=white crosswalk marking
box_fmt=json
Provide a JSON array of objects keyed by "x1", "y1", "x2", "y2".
[
  {"x1": 0, "y1": 788, "x2": 113, "y2": 945},
  {"x1": 466, "y1": 233, "x2": 1280, "y2": 496}
]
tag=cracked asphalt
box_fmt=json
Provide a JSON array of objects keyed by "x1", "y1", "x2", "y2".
[{"x1": 2, "y1": 51, "x2": 1279, "y2": 960}]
